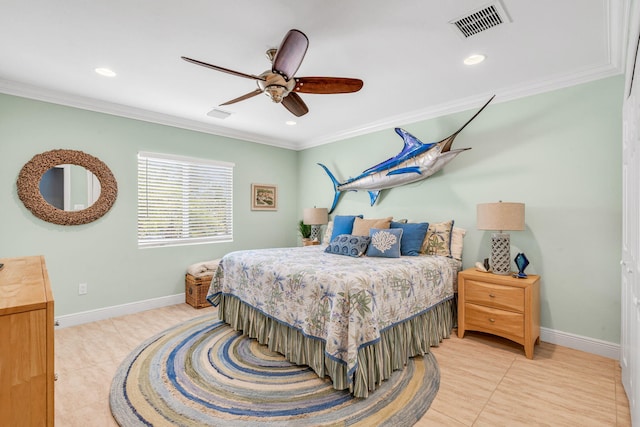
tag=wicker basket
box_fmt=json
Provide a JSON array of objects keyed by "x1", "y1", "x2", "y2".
[{"x1": 185, "y1": 274, "x2": 212, "y2": 309}]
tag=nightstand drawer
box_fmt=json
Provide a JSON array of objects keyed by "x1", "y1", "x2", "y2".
[
  {"x1": 465, "y1": 279, "x2": 524, "y2": 312},
  {"x1": 465, "y1": 303, "x2": 524, "y2": 339}
]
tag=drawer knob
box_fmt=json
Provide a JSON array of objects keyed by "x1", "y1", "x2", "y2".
[
  {"x1": 489, "y1": 318, "x2": 496, "y2": 323},
  {"x1": 489, "y1": 293, "x2": 496, "y2": 298}
]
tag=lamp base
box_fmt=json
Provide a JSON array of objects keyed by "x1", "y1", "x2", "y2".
[
  {"x1": 310, "y1": 225, "x2": 321, "y2": 241},
  {"x1": 491, "y1": 232, "x2": 511, "y2": 275}
]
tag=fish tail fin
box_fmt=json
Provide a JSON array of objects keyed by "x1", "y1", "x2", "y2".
[
  {"x1": 440, "y1": 95, "x2": 495, "y2": 152},
  {"x1": 317, "y1": 163, "x2": 342, "y2": 214}
]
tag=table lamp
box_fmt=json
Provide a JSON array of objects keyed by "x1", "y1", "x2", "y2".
[
  {"x1": 303, "y1": 207, "x2": 328, "y2": 241},
  {"x1": 477, "y1": 201, "x2": 525, "y2": 275}
]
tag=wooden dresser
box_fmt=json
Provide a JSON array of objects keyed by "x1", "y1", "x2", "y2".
[
  {"x1": 457, "y1": 268, "x2": 540, "y2": 359},
  {"x1": 0, "y1": 256, "x2": 55, "y2": 426}
]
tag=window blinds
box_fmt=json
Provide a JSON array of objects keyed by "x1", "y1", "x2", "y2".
[{"x1": 137, "y1": 151, "x2": 234, "y2": 248}]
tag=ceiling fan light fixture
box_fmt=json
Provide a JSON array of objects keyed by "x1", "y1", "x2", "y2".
[
  {"x1": 464, "y1": 54, "x2": 486, "y2": 65},
  {"x1": 94, "y1": 67, "x2": 117, "y2": 77},
  {"x1": 264, "y1": 85, "x2": 288, "y2": 103}
]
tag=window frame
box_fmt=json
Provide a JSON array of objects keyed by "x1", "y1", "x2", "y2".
[{"x1": 137, "y1": 151, "x2": 234, "y2": 248}]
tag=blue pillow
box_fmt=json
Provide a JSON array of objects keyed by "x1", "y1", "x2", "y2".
[
  {"x1": 390, "y1": 221, "x2": 429, "y2": 256},
  {"x1": 325, "y1": 234, "x2": 371, "y2": 257},
  {"x1": 330, "y1": 215, "x2": 363, "y2": 242},
  {"x1": 366, "y1": 228, "x2": 403, "y2": 258}
]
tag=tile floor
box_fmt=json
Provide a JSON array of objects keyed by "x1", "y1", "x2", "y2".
[{"x1": 54, "y1": 303, "x2": 631, "y2": 426}]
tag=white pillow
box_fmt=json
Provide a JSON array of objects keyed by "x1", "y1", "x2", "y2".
[
  {"x1": 322, "y1": 221, "x2": 334, "y2": 244},
  {"x1": 450, "y1": 227, "x2": 466, "y2": 260}
]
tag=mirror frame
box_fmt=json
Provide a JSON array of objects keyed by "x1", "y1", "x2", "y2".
[{"x1": 17, "y1": 149, "x2": 118, "y2": 225}]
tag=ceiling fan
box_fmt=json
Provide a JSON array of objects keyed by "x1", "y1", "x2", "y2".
[{"x1": 181, "y1": 29, "x2": 364, "y2": 117}]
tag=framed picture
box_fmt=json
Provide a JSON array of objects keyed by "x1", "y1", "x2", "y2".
[{"x1": 251, "y1": 183, "x2": 278, "y2": 211}]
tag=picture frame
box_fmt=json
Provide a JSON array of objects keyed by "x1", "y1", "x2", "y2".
[{"x1": 251, "y1": 183, "x2": 278, "y2": 211}]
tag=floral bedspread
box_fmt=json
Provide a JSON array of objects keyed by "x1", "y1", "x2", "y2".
[{"x1": 207, "y1": 245, "x2": 460, "y2": 379}]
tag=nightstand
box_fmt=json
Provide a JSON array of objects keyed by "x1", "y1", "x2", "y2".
[{"x1": 457, "y1": 268, "x2": 540, "y2": 359}]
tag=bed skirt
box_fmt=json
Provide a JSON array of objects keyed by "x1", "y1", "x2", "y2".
[{"x1": 217, "y1": 293, "x2": 455, "y2": 398}]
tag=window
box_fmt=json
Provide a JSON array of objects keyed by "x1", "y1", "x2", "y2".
[{"x1": 137, "y1": 151, "x2": 234, "y2": 248}]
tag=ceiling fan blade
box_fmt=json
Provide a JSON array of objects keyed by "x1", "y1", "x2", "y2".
[
  {"x1": 294, "y1": 77, "x2": 364, "y2": 94},
  {"x1": 219, "y1": 89, "x2": 263, "y2": 106},
  {"x1": 282, "y1": 92, "x2": 309, "y2": 117},
  {"x1": 272, "y1": 29, "x2": 309, "y2": 80},
  {"x1": 181, "y1": 56, "x2": 264, "y2": 81}
]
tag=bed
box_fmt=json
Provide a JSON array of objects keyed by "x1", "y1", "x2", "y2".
[{"x1": 206, "y1": 241, "x2": 461, "y2": 398}]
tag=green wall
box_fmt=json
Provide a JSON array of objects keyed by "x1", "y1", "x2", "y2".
[
  {"x1": 0, "y1": 94, "x2": 299, "y2": 315},
  {"x1": 299, "y1": 76, "x2": 623, "y2": 343},
  {"x1": 0, "y1": 75, "x2": 624, "y2": 344}
]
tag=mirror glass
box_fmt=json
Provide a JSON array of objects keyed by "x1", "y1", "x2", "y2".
[
  {"x1": 17, "y1": 149, "x2": 117, "y2": 226},
  {"x1": 39, "y1": 164, "x2": 101, "y2": 211}
]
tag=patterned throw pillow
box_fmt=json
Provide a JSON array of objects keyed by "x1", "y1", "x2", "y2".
[
  {"x1": 351, "y1": 217, "x2": 393, "y2": 236},
  {"x1": 421, "y1": 220, "x2": 454, "y2": 257},
  {"x1": 325, "y1": 234, "x2": 371, "y2": 257},
  {"x1": 366, "y1": 228, "x2": 403, "y2": 258}
]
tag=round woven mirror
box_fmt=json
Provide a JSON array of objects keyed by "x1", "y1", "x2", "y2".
[{"x1": 17, "y1": 149, "x2": 117, "y2": 225}]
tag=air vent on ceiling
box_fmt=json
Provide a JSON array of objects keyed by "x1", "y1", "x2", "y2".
[
  {"x1": 207, "y1": 108, "x2": 232, "y2": 119},
  {"x1": 449, "y1": 1, "x2": 511, "y2": 38}
]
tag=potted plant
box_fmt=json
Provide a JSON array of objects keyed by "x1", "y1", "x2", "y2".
[{"x1": 298, "y1": 220, "x2": 313, "y2": 245}]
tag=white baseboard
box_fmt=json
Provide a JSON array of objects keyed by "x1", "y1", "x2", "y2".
[
  {"x1": 54, "y1": 293, "x2": 186, "y2": 329},
  {"x1": 55, "y1": 296, "x2": 621, "y2": 360},
  {"x1": 540, "y1": 326, "x2": 619, "y2": 360}
]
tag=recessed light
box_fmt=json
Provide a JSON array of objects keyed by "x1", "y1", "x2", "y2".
[
  {"x1": 95, "y1": 67, "x2": 117, "y2": 77},
  {"x1": 463, "y1": 54, "x2": 486, "y2": 65},
  {"x1": 285, "y1": 120, "x2": 297, "y2": 126}
]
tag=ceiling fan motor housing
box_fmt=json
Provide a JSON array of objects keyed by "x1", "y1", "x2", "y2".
[{"x1": 257, "y1": 71, "x2": 296, "y2": 103}]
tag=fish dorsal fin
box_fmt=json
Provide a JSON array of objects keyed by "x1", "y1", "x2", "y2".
[
  {"x1": 395, "y1": 128, "x2": 425, "y2": 151},
  {"x1": 362, "y1": 128, "x2": 435, "y2": 174}
]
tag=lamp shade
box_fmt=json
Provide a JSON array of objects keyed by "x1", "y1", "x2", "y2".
[
  {"x1": 477, "y1": 202, "x2": 525, "y2": 231},
  {"x1": 303, "y1": 208, "x2": 328, "y2": 225}
]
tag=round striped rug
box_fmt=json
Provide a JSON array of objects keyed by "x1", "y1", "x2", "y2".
[{"x1": 109, "y1": 315, "x2": 439, "y2": 426}]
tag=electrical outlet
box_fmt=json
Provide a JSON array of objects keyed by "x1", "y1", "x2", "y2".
[{"x1": 78, "y1": 283, "x2": 88, "y2": 295}]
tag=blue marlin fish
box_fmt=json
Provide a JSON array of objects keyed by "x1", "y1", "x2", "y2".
[{"x1": 319, "y1": 96, "x2": 495, "y2": 213}]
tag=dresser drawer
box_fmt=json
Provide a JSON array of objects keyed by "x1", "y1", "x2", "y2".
[
  {"x1": 465, "y1": 303, "x2": 524, "y2": 339},
  {"x1": 465, "y1": 279, "x2": 524, "y2": 312}
]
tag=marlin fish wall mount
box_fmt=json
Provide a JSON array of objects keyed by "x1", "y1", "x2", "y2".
[{"x1": 318, "y1": 95, "x2": 495, "y2": 213}]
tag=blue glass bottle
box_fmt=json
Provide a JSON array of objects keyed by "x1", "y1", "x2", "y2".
[{"x1": 514, "y1": 253, "x2": 529, "y2": 278}]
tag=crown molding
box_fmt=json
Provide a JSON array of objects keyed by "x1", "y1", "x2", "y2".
[
  {"x1": 2, "y1": 61, "x2": 621, "y2": 153},
  {"x1": 0, "y1": 79, "x2": 299, "y2": 150},
  {"x1": 0, "y1": 0, "x2": 625, "y2": 154},
  {"x1": 299, "y1": 62, "x2": 623, "y2": 150}
]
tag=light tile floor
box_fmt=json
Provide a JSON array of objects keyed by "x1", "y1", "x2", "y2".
[{"x1": 54, "y1": 304, "x2": 631, "y2": 426}]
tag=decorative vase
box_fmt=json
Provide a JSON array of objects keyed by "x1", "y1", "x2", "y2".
[{"x1": 514, "y1": 253, "x2": 529, "y2": 278}]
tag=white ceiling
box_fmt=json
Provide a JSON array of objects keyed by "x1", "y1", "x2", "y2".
[{"x1": 0, "y1": 0, "x2": 628, "y2": 150}]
